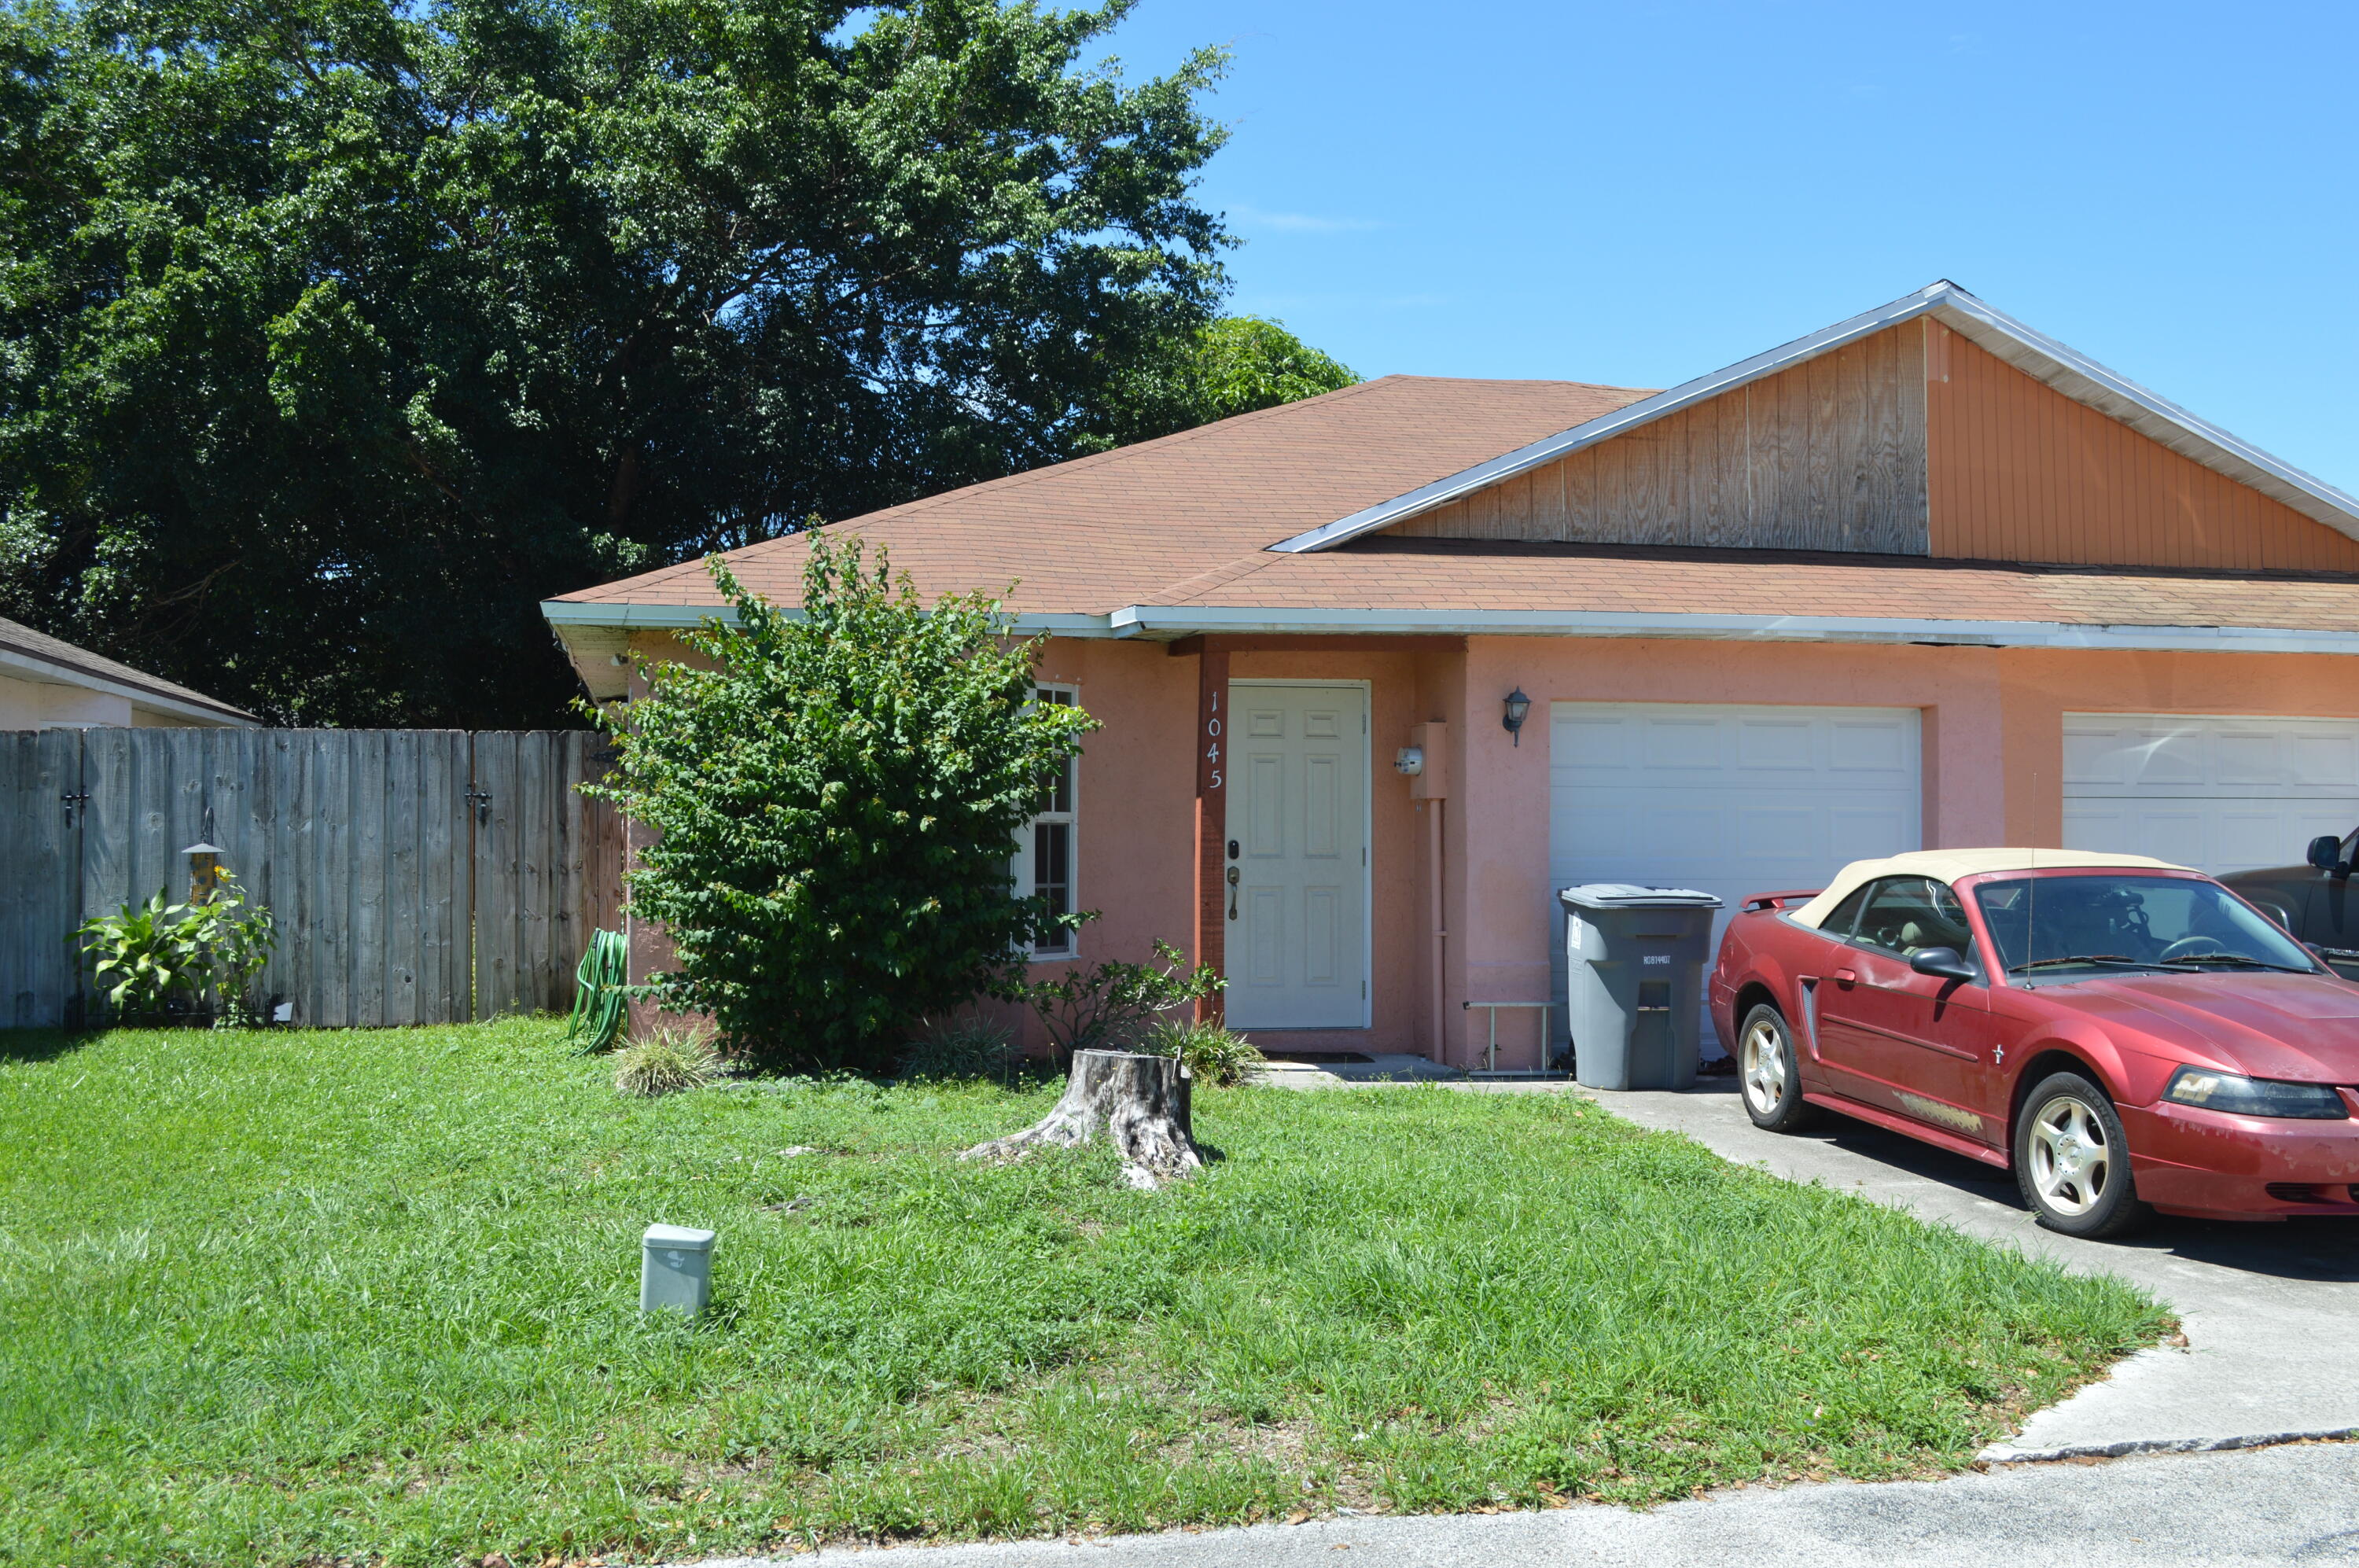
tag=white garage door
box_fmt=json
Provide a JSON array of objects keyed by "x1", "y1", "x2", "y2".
[
  {"x1": 2062, "y1": 714, "x2": 2359, "y2": 875},
  {"x1": 1549, "y1": 703, "x2": 1922, "y2": 1050}
]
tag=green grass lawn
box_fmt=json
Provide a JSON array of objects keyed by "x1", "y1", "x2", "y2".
[{"x1": 0, "y1": 1021, "x2": 2168, "y2": 1565}]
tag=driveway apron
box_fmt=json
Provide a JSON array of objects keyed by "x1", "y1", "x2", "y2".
[{"x1": 1592, "y1": 1081, "x2": 2359, "y2": 1459}]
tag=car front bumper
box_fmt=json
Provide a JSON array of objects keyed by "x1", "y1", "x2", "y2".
[{"x1": 2122, "y1": 1096, "x2": 2359, "y2": 1220}]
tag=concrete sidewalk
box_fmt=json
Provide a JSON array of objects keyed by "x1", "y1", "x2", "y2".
[
  {"x1": 1594, "y1": 1082, "x2": 2359, "y2": 1460},
  {"x1": 692, "y1": 1442, "x2": 2359, "y2": 1566}
]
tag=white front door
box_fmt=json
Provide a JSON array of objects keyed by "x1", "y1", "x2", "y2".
[
  {"x1": 1224, "y1": 683, "x2": 1370, "y2": 1029},
  {"x1": 2062, "y1": 713, "x2": 2359, "y2": 874}
]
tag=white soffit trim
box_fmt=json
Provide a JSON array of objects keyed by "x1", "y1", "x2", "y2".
[
  {"x1": 1269, "y1": 281, "x2": 2359, "y2": 553},
  {"x1": 1105, "y1": 603, "x2": 2359, "y2": 656},
  {"x1": 547, "y1": 597, "x2": 2359, "y2": 653},
  {"x1": 539, "y1": 599, "x2": 1117, "y2": 638}
]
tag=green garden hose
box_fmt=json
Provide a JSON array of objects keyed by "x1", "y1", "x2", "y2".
[{"x1": 565, "y1": 928, "x2": 629, "y2": 1052}]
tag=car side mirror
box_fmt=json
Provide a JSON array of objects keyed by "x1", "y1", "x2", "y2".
[
  {"x1": 1909, "y1": 946, "x2": 1977, "y2": 984},
  {"x1": 2308, "y1": 835, "x2": 2344, "y2": 872}
]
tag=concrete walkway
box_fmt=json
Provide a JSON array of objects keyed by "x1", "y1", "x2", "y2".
[{"x1": 1594, "y1": 1082, "x2": 2359, "y2": 1460}]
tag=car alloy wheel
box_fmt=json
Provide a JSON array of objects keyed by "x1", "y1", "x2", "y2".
[
  {"x1": 2026, "y1": 1094, "x2": 2112, "y2": 1216},
  {"x1": 1735, "y1": 1003, "x2": 1817, "y2": 1132},
  {"x1": 2013, "y1": 1070, "x2": 2150, "y2": 1239},
  {"x1": 1742, "y1": 1017, "x2": 1787, "y2": 1117}
]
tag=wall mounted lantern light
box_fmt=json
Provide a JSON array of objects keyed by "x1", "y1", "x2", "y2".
[{"x1": 1501, "y1": 688, "x2": 1532, "y2": 746}]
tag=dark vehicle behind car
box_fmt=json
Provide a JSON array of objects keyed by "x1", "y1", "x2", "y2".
[{"x1": 2219, "y1": 830, "x2": 2359, "y2": 979}]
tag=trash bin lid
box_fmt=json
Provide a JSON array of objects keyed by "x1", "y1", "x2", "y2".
[{"x1": 1559, "y1": 883, "x2": 1724, "y2": 910}]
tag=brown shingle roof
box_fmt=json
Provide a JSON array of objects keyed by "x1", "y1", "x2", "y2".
[
  {"x1": 549, "y1": 372, "x2": 2359, "y2": 639},
  {"x1": 554, "y1": 374, "x2": 1654, "y2": 615}
]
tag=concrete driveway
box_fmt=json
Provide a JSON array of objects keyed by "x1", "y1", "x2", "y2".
[{"x1": 1595, "y1": 1081, "x2": 2359, "y2": 1460}]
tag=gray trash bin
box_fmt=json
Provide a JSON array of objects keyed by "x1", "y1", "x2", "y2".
[{"x1": 1560, "y1": 884, "x2": 1724, "y2": 1091}]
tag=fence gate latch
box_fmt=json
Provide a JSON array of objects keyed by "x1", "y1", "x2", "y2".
[
  {"x1": 465, "y1": 786, "x2": 493, "y2": 826},
  {"x1": 60, "y1": 789, "x2": 89, "y2": 826}
]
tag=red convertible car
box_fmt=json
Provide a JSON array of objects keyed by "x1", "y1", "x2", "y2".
[{"x1": 1709, "y1": 849, "x2": 2359, "y2": 1238}]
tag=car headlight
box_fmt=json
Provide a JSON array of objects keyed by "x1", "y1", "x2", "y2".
[{"x1": 2163, "y1": 1066, "x2": 2350, "y2": 1120}]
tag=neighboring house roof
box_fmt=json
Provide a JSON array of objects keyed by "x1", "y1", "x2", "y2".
[
  {"x1": 1269, "y1": 281, "x2": 2359, "y2": 554},
  {"x1": 0, "y1": 616, "x2": 259, "y2": 726},
  {"x1": 545, "y1": 282, "x2": 2359, "y2": 652}
]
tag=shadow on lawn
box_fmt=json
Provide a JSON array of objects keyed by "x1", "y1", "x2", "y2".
[
  {"x1": 1781, "y1": 1088, "x2": 2359, "y2": 1284},
  {"x1": 0, "y1": 1028, "x2": 99, "y2": 1066}
]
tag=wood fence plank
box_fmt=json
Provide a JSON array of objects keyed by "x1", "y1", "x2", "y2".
[
  {"x1": 421, "y1": 732, "x2": 465, "y2": 1021},
  {"x1": 0, "y1": 734, "x2": 31, "y2": 1025},
  {"x1": 315, "y1": 731, "x2": 351, "y2": 1027},
  {"x1": 0, "y1": 732, "x2": 76, "y2": 1027},
  {"x1": 547, "y1": 732, "x2": 580, "y2": 1014},
  {"x1": 80, "y1": 728, "x2": 131, "y2": 933},
  {"x1": 381, "y1": 731, "x2": 421, "y2": 1025},
  {"x1": 473, "y1": 732, "x2": 520, "y2": 1017},
  {"x1": 349, "y1": 731, "x2": 388, "y2": 1027},
  {"x1": 278, "y1": 732, "x2": 317, "y2": 1023},
  {"x1": 0, "y1": 734, "x2": 24, "y2": 1023},
  {"x1": 517, "y1": 731, "x2": 558, "y2": 1010}
]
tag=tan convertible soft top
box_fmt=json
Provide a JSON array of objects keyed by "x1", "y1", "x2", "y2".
[{"x1": 1787, "y1": 848, "x2": 2193, "y2": 930}]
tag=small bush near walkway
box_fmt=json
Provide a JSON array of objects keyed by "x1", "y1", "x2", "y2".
[{"x1": 0, "y1": 1020, "x2": 2170, "y2": 1566}]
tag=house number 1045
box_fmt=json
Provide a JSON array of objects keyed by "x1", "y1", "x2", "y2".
[{"x1": 1205, "y1": 691, "x2": 1222, "y2": 790}]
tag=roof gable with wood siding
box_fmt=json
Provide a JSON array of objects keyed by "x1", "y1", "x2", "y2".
[
  {"x1": 1379, "y1": 315, "x2": 2359, "y2": 572},
  {"x1": 1288, "y1": 282, "x2": 2359, "y2": 573},
  {"x1": 1386, "y1": 322, "x2": 1930, "y2": 556}
]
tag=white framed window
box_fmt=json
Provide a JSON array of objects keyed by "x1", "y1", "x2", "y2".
[{"x1": 1017, "y1": 685, "x2": 1079, "y2": 958}]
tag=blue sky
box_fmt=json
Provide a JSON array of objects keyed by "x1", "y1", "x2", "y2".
[{"x1": 1095, "y1": 1, "x2": 2359, "y2": 493}]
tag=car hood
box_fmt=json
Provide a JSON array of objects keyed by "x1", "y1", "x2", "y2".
[{"x1": 2047, "y1": 972, "x2": 2359, "y2": 1081}]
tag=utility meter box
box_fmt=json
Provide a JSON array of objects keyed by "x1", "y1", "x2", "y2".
[
  {"x1": 640, "y1": 1223, "x2": 716, "y2": 1316},
  {"x1": 1408, "y1": 720, "x2": 1449, "y2": 800},
  {"x1": 1559, "y1": 884, "x2": 1723, "y2": 1091}
]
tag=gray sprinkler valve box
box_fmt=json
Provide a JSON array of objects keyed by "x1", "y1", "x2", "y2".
[{"x1": 640, "y1": 1223, "x2": 716, "y2": 1316}]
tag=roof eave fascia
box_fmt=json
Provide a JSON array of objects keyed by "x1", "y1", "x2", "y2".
[
  {"x1": 1106, "y1": 604, "x2": 2359, "y2": 656},
  {"x1": 1269, "y1": 282, "x2": 2359, "y2": 554},
  {"x1": 0, "y1": 643, "x2": 258, "y2": 725},
  {"x1": 540, "y1": 599, "x2": 1127, "y2": 639}
]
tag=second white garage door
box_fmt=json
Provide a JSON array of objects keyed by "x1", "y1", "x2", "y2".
[
  {"x1": 1549, "y1": 703, "x2": 1922, "y2": 1050},
  {"x1": 2062, "y1": 714, "x2": 2359, "y2": 875}
]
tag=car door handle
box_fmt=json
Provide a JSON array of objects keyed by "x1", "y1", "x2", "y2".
[{"x1": 1832, "y1": 967, "x2": 1857, "y2": 985}]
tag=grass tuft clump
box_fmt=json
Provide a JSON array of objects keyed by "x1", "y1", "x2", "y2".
[
  {"x1": 1139, "y1": 1018, "x2": 1264, "y2": 1086},
  {"x1": 899, "y1": 1014, "x2": 1018, "y2": 1083},
  {"x1": 613, "y1": 1029, "x2": 721, "y2": 1097}
]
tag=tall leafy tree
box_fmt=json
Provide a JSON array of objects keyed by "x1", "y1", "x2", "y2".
[
  {"x1": 0, "y1": 0, "x2": 1233, "y2": 725},
  {"x1": 1092, "y1": 314, "x2": 1357, "y2": 449}
]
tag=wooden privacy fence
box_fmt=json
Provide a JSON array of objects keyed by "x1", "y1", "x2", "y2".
[{"x1": 0, "y1": 729, "x2": 624, "y2": 1029}]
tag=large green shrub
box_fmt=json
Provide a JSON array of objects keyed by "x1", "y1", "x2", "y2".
[{"x1": 589, "y1": 537, "x2": 1095, "y2": 1070}]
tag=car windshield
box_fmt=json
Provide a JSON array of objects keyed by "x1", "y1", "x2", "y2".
[{"x1": 1973, "y1": 875, "x2": 2318, "y2": 977}]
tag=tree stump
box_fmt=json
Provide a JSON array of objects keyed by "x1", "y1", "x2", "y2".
[{"x1": 963, "y1": 1050, "x2": 1202, "y2": 1189}]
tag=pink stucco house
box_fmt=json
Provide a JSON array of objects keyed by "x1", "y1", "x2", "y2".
[{"x1": 544, "y1": 282, "x2": 2359, "y2": 1069}]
